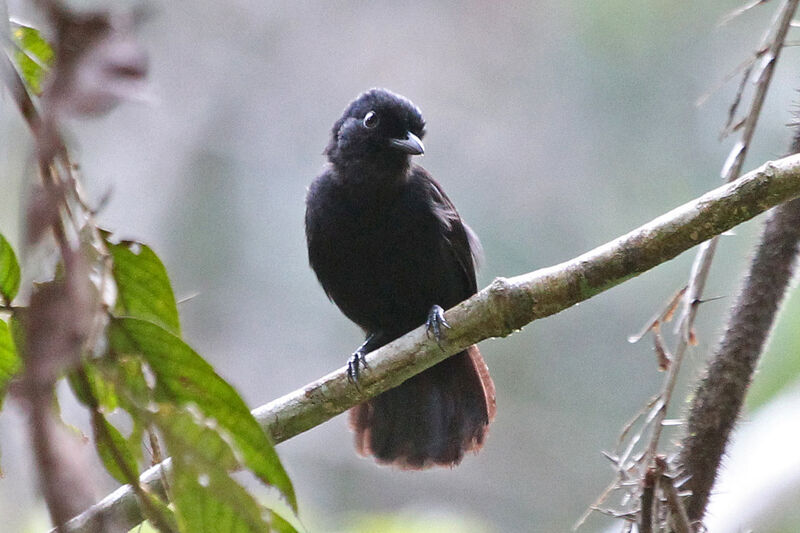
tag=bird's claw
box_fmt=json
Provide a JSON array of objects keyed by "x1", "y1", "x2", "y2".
[
  {"x1": 347, "y1": 349, "x2": 369, "y2": 387},
  {"x1": 347, "y1": 333, "x2": 379, "y2": 388},
  {"x1": 425, "y1": 305, "x2": 451, "y2": 346}
]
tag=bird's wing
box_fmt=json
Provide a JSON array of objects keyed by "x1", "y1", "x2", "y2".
[{"x1": 412, "y1": 166, "x2": 482, "y2": 295}]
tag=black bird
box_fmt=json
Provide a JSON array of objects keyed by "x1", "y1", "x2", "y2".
[{"x1": 305, "y1": 88, "x2": 495, "y2": 468}]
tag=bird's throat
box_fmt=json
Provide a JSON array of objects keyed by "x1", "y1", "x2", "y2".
[{"x1": 336, "y1": 158, "x2": 410, "y2": 206}]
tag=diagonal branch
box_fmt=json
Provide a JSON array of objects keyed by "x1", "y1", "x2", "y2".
[{"x1": 59, "y1": 153, "x2": 800, "y2": 533}]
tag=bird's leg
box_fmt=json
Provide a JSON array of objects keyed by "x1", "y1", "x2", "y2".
[
  {"x1": 347, "y1": 333, "x2": 380, "y2": 385},
  {"x1": 425, "y1": 304, "x2": 451, "y2": 348}
]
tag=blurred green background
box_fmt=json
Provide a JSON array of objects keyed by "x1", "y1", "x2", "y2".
[{"x1": 3, "y1": 1, "x2": 800, "y2": 531}]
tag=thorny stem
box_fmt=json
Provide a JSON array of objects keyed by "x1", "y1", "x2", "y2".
[
  {"x1": 646, "y1": 0, "x2": 798, "y2": 476},
  {"x1": 662, "y1": 474, "x2": 692, "y2": 533}
]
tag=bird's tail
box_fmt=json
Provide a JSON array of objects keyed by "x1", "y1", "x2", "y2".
[{"x1": 350, "y1": 345, "x2": 496, "y2": 469}]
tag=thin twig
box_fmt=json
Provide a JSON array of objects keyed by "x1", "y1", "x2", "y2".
[
  {"x1": 639, "y1": 469, "x2": 656, "y2": 533},
  {"x1": 695, "y1": 47, "x2": 766, "y2": 108},
  {"x1": 723, "y1": 0, "x2": 797, "y2": 182},
  {"x1": 661, "y1": 474, "x2": 692, "y2": 533},
  {"x1": 627, "y1": 287, "x2": 686, "y2": 344},
  {"x1": 658, "y1": 0, "x2": 800, "y2": 460},
  {"x1": 719, "y1": 0, "x2": 772, "y2": 26}
]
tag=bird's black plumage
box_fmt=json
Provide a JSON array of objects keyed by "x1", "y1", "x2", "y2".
[{"x1": 305, "y1": 88, "x2": 495, "y2": 468}]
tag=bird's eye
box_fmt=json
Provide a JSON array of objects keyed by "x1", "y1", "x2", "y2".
[{"x1": 363, "y1": 111, "x2": 379, "y2": 129}]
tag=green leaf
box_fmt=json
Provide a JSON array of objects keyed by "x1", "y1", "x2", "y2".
[
  {"x1": 748, "y1": 289, "x2": 800, "y2": 410},
  {"x1": 127, "y1": 419, "x2": 146, "y2": 466},
  {"x1": 9, "y1": 22, "x2": 54, "y2": 95},
  {"x1": 68, "y1": 363, "x2": 119, "y2": 412},
  {"x1": 92, "y1": 412, "x2": 140, "y2": 484},
  {"x1": 107, "y1": 239, "x2": 181, "y2": 335},
  {"x1": 156, "y1": 406, "x2": 271, "y2": 533},
  {"x1": 173, "y1": 468, "x2": 270, "y2": 533},
  {"x1": 0, "y1": 320, "x2": 21, "y2": 409},
  {"x1": 0, "y1": 317, "x2": 21, "y2": 472},
  {"x1": 350, "y1": 511, "x2": 490, "y2": 533},
  {"x1": 140, "y1": 491, "x2": 180, "y2": 533},
  {"x1": 109, "y1": 358, "x2": 155, "y2": 424},
  {"x1": 267, "y1": 510, "x2": 299, "y2": 533},
  {"x1": 0, "y1": 234, "x2": 21, "y2": 304},
  {"x1": 108, "y1": 318, "x2": 297, "y2": 512}
]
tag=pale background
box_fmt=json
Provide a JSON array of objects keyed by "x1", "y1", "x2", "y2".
[{"x1": 3, "y1": 1, "x2": 800, "y2": 532}]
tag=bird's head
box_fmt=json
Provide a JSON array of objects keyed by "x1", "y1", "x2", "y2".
[{"x1": 325, "y1": 88, "x2": 426, "y2": 172}]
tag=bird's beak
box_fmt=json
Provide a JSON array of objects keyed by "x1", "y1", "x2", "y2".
[{"x1": 389, "y1": 132, "x2": 425, "y2": 155}]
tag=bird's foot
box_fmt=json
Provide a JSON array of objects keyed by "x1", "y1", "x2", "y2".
[
  {"x1": 347, "y1": 349, "x2": 369, "y2": 386},
  {"x1": 347, "y1": 334, "x2": 376, "y2": 386},
  {"x1": 425, "y1": 305, "x2": 451, "y2": 347}
]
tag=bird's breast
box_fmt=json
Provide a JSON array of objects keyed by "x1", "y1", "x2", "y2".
[{"x1": 311, "y1": 194, "x2": 447, "y2": 333}]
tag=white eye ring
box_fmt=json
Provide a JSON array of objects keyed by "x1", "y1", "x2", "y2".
[{"x1": 363, "y1": 111, "x2": 379, "y2": 129}]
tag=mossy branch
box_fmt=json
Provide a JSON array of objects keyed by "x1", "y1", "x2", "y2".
[{"x1": 62, "y1": 153, "x2": 800, "y2": 532}]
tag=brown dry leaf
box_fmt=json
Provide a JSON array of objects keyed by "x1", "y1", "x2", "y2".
[
  {"x1": 688, "y1": 328, "x2": 698, "y2": 346},
  {"x1": 652, "y1": 328, "x2": 671, "y2": 372}
]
